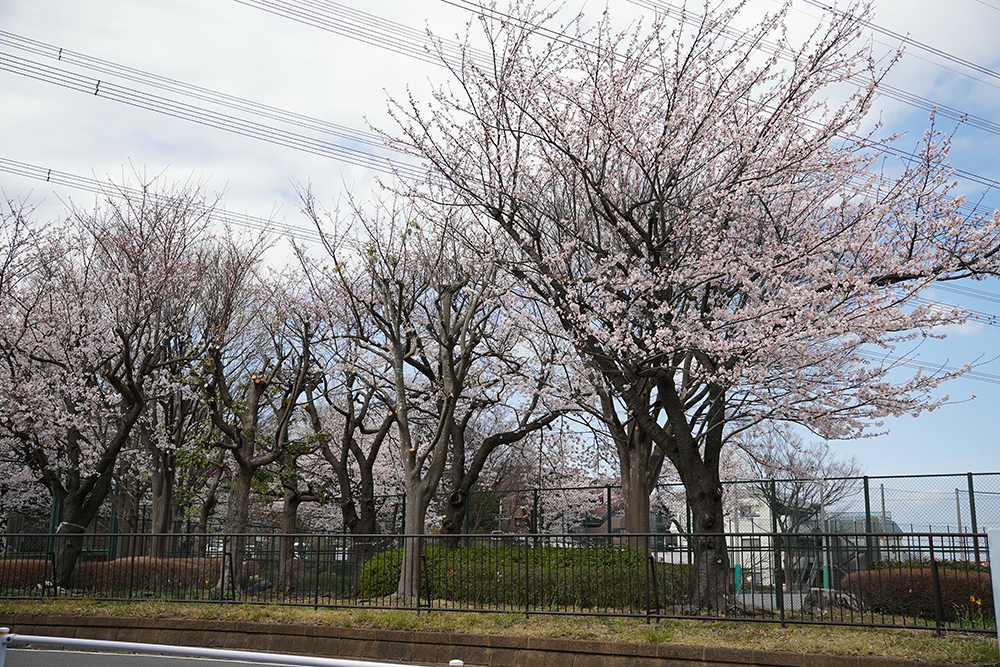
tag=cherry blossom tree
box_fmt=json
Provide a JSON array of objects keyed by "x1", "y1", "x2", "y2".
[
  {"x1": 201, "y1": 266, "x2": 318, "y2": 592},
  {"x1": 433, "y1": 281, "x2": 569, "y2": 541},
  {"x1": 304, "y1": 192, "x2": 521, "y2": 598},
  {"x1": 0, "y1": 198, "x2": 50, "y2": 532},
  {"x1": 0, "y1": 178, "x2": 220, "y2": 586},
  {"x1": 292, "y1": 252, "x2": 399, "y2": 540},
  {"x1": 393, "y1": 1, "x2": 1000, "y2": 608}
]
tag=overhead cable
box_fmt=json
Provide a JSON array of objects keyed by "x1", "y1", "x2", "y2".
[
  {"x1": 0, "y1": 30, "x2": 388, "y2": 151},
  {"x1": 0, "y1": 156, "x2": 322, "y2": 242},
  {"x1": 435, "y1": 0, "x2": 1000, "y2": 192},
  {"x1": 933, "y1": 283, "x2": 1000, "y2": 304},
  {"x1": 909, "y1": 296, "x2": 1000, "y2": 328},
  {"x1": 857, "y1": 350, "x2": 1000, "y2": 385},
  {"x1": 0, "y1": 51, "x2": 424, "y2": 181},
  {"x1": 801, "y1": 0, "x2": 1000, "y2": 84},
  {"x1": 233, "y1": 0, "x2": 483, "y2": 68}
]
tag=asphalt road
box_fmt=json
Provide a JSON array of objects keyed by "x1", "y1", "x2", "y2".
[{"x1": 4, "y1": 648, "x2": 289, "y2": 666}]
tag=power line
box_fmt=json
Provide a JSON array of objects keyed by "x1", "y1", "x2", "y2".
[
  {"x1": 801, "y1": 0, "x2": 1000, "y2": 84},
  {"x1": 909, "y1": 296, "x2": 1000, "y2": 328},
  {"x1": 933, "y1": 283, "x2": 1000, "y2": 305},
  {"x1": 242, "y1": 0, "x2": 1000, "y2": 143},
  {"x1": 857, "y1": 350, "x2": 1000, "y2": 385},
  {"x1": 0, "y1": 30, "x2": 388, "y2": 151},
  {"x1": 0, "y1": 50, "x2": 425, "y2": 181},
  {"x1": 5, "y1": 3, "x2": 996, "y2": 224},
  {"x1": 970, "y1": 0, "x2": 1000, "y2": 11},
  {"x1": 0, "y1": 156, "x2": 322, "y2": 243},
  {"x1": 13, "y1": 2, "x2": 996, "y2": 207},
  {"x1": 233, "y1": 0, "x2": 482, "y2": 68}
]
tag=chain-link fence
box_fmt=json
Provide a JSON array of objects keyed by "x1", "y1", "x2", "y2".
[
  {"x1": 716, "y1": 473, "x2": 1000, "y2": 536},
  {"x1": 419, "y1": 472, "x2": 1000, "y2": 539},
  {"x1": 7, "y1": 473, "x2": 998, "y2": 544}
]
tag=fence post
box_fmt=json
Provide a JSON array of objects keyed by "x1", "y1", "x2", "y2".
[
  {"x1": 769, "y1": 480, "x2": 778, "y2": 534},
  {"x1": 774, "y1": 533, "x2": 785, "y2": 628},
  {"x1": 647, "y1": 554, "x2": 660, "y2": 620},
  {"x1": 314, "y1": 535, "x2": 321, "y2": 610},
  {"x1": 532, "y1": 489, "x2": 539, "y2": 535},
  {"x1": 968, "y1": 473, "x2": 980, "y2": 565},
  {"x1": 606, "y1": 485, "x2": 612, "y2": 547},
  {"x1": 226, "y1": 537, "x2": 237, "y2": 601},
  {"x1": 863, "y1": 477, "x2": 873, "y2": 565},
  {"x1": 524, "y1": 533, "x2": 530, "y2": 618},
  {"x1": 927, "y1": 537, "x2": 945, "y2": 636},
  {"x1": 770, "y1": 480, "x2": 778, "y2": 612},
  {"x1": 128, "y1": 533, "x2": 137, "y2": 601},
  {"x1": 416, "y1": 535, "x2": 423, "y2": 615},
  {"x1": 421, "y1": 553, "x2": 430, "y2": 612},
  {"x1": 44, "y1": 550, "x2": 57, "y2": 598}
]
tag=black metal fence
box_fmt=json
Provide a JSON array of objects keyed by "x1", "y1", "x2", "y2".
[{"x1": 0, "y1": 530, "x2": 993, "y2": 634}]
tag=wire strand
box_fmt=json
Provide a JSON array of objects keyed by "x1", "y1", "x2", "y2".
[{"x1": 0, "y1": 155, "x2": 323, "y2": 242}]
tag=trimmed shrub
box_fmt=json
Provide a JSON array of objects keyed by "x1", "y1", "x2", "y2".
[
  {"x1": 359, "y1": 548, "x2": 405, "y2": 598},
  {"x1": 0, "y1": 556, "x2": 261, "y2": 597},
  {"x1": 842, "y1": 567, "x2": 993, "y2": 622},
  {"x1": 71, "y1": 557, "x2": 227, "y2": 593},
  {"x1": 359, "y1": 545, "x2": 691, "y2": 610},
  {"x1": 0, "y1": 559, "x2": 49, "y2": 589}
]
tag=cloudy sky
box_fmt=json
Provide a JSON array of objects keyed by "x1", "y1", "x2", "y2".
[{"x1": 2, "y1": 0, "x2": 999, "y2": 479}]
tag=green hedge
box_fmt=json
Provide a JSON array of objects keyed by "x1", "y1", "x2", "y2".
[{"x1": 360, "y1": 545, "x2": 691, "y2": 610}]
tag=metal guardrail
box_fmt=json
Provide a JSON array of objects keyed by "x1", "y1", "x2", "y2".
[{"x1": 0, "y1": 628, "x2": 464, "y2": 667}]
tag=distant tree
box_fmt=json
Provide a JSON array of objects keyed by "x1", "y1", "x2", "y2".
[{"x1": 741, "y1": 425, "x2": 863, "y2": 535}]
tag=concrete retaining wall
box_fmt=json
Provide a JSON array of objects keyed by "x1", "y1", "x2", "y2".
[{"x1": 0, "y1": 614, "x2": 955, "y2": 667}]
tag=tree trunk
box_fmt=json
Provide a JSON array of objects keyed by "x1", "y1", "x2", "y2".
[
  {"x1": 196, "y1": 453, "x2": 225, "y2": 557},
  {"x1": 52, "y1": 520, "x2": 87, "y2": 589},
  {"x1": 686, "y1": 478, "x2": 730, "y2": 612},
  {"x1": 345, "y1": 495, "x2": 380, "y2": 597},
  {"x1": 396, "y1": 485, "x2": 428, "y2": 600},
  {"x1": 604, "y1": 394, "x2": 663, "y2": 555},
  {"x1": 219, "y1": 463, "x2": 252, "y2": 595},
  {"x1": 278, "y1": 492, "x2": 301, "y2": 595},
  {"x1": 621, "y1": 460, "x2": 651, "y2": 554},
  {"x1": 109, "y1": 483, "x2": 141, "y2": 559},
  {"x1": 440, "y1": 490, "x2": 467, "y2": 549},
  {"x1": 149, "y1": 449, "x2": 175, "y2": 558},
  {"x1": 48, "y1": 456, "x2": 122, "y2": 589}
]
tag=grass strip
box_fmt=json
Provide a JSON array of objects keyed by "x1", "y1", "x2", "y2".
[{"x1": 0, "y1": 599, "x2": 996, "y2": 665}]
